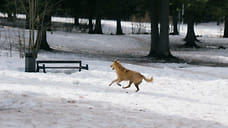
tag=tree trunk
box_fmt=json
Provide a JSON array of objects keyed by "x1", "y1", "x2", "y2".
[
  {"x1": 7, "y1": 12, "x2": 13, "y2": 22},
  {"x1": 74, "y1": 16, "x2": 79, "y2": 26},
  {"x1": 88, "y1": 17, "x2": 93, "y2": 33},
  {"x1": 158, "y1": 0, "x2": 171, "y2": 57},
  {"x1": 224, "y1": 16, "x2": 228, "y2": 38},
  {"x1": 35, "y1": 15, "x2": 51, "y2": 50},
  {"x1": 148, "y1": 0, "x2": 159, "y2": 56},
  {"x1": 184, "y1": 19, "x2": 198, "y2": 47},
  {"x1": 116, "y1": 18, "x2": 123, "y2": 35},
  {"x1": 94, "y1": 0, "x2": 103, "y2": 34},
  {"x1": 148, "y1": 0, "x2": 171, "y2": 58},
  {"x1": 46, "y1": 15, "x2": 52, "y2": 31},
  {"x1": 36, "y1": 28, "x2": 51, "y2": 50},
  {"x1": 173, "y1": 15, "x2": 179, "y2": 35},
  {"x1": 26, "y1": 13, "x2": 30, "y2": 29},
  {"x1": 88, "y1": 0, "x2": 94, "y2": 34},
  {"x1": 94, "y1": 17, "x2": 103, "y2": 34}
]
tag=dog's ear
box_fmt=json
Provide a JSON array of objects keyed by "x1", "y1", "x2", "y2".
[{"x1": 114, "y1": 59, "x2": 119, "y2": 63}]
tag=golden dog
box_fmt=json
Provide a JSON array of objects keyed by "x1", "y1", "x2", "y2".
[{"x1": 109, "y1": 60, "x2": 153, "y2": 92}]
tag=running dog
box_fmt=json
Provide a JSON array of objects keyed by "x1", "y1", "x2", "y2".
[{"x1": 109, "y1": 60, "x2": 153, "y2": 92}]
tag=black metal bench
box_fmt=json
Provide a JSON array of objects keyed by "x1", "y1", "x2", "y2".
[{"x1": 36, "y1": 60, "x2": 88, "y2": 73}]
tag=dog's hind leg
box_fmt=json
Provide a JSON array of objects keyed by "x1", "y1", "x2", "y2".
[
  {"x1": 135, "y1": 84, "x2": 139, "y2": 92},
  {"x1": 134, "y1": 81, "x2": 142, "y2": 92},
  {"x1": 123, "y1": 81, "x2": 133, "y2": 89}
]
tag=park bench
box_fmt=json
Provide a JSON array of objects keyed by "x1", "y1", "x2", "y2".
[{"x1": 36, "y1": 60, "x2": 88, "y2": 73}]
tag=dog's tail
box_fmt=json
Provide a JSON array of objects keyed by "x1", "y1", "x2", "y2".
[{"x1": 143, "y1": 76, "x2": 153, "y2": 82}]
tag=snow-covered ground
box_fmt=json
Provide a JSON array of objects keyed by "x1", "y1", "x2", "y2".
[{"x1": 0, "y1": 21, "x2": 228, "y2": 128}]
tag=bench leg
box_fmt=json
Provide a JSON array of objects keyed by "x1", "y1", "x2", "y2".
[
  {"x1": 86, "y1": 64, "x2": 88, "y2": 70},
  {"x1": 79, "y1": 62, "x2": 82, "y2": 72},
  {"x1": 42, "y1": 64, "x2": 46, "y2": 73},
  {"x1": 36, "y1": 62, "x2": 39, "y2": 72}
]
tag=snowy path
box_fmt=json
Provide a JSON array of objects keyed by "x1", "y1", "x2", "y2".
[{"x1": 1, "y1": 91, "x2": 226, "y2": 128}]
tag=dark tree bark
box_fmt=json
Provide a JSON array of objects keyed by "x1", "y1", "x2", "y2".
[
  {"x1": 158, "y1": 0, "x2": 171, "y2": 57},
  {"x1": 184, "y1": 19, "x2": 198, "y2": 47},
  {"x1": 94, "y1": 17, "x2": 103, "y2": 34},
  {"x1": 148, "y1": 0, "x2": 172, "y2": 58},
  {"x1": 26, "y1": 13, "x2": 30, "y2": 29},
  {"x1": 116, "y1": 18, "x2": 123, "y2": 35},
  {"x1": 36, "y1": 28, "x2": 51, "y2": 50},
  {"x1": 7, "y1": 12, "x2": 16, "y2": 22},
  {"x1": 148, "y1": 0, "x2": 159, "y2": 56},
  {"x1": 74, "y1": 16, "x2": 79, "y2": 26},
  {"x1": 35, "y1": 15, "x2": 51, "y2": 50},
  {"x1": 46, "y1": 15, "x2": 52, "y2": 31},
  {"x1": 93, "y1": 0, "x2": 103, "y2": 34},
  {"x1": 224, "y1": 16, "x2": 228, "y2": 38},
  {"x1": 88, "y1": 17, "x2": 93, "y2": 33},
  {"x1": 88, "y1": 0, "x2": 94, "y2": 34},
  {"x1": 172, "y1": 15, "x2": 179, "y2": 35}
]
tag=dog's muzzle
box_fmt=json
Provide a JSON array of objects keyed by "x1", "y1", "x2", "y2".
[{"x1": 110, "y1": 65, "x2": 114, "y2": 70}]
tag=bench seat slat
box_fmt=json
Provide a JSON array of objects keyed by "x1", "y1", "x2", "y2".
[
  {"x1": 37, "y1": 60, "x2": 81, "y2": 63},
  {"x1": 39, "y1": 66, "x2": 81, "y2": 69}
]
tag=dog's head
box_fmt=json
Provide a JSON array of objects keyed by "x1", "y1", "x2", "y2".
[{"x1": 110, "y1": 60, "x2": 120, "y2": 70}]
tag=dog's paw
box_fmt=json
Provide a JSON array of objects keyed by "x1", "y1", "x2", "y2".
[{"x1": 122, "y1": 87, "x2": 127, "y2": 89}]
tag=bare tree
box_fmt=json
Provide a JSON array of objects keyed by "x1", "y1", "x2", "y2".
[{"x1": 19, "y1": 0, "x2": 62, "y2": 56}]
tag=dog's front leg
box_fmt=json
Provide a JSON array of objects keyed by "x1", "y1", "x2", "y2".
[
  {"x1": 109, "y1": 79, "x2": 118, "y2": 86},
  {"x1": 117, "y1": 82, "x2": 122, "y2": 86}
]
